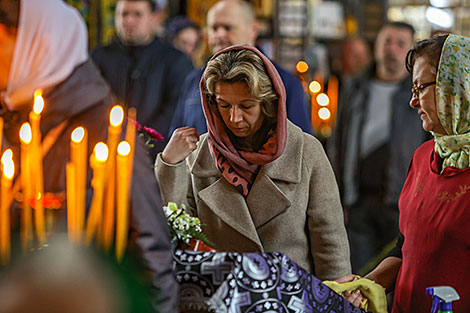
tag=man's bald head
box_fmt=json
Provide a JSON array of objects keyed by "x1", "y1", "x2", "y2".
[{"x1": 206, "y1": 0, "x2": 258, "y2": 54}]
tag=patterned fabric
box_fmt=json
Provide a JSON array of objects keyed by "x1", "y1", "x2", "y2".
[
  {"x1": 201, "y1": 45, "x2": 287, "y2": 197},
  {"x1": 173, "y1": 250, "x2": 365, "y2": 313},
  {"x1": 434, "y1": 34, "x2": 470, "y2": 171}
]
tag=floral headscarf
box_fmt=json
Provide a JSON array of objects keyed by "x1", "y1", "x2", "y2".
[{"x1": 434, "y1": 34, "x2": 470, "y2": 171}]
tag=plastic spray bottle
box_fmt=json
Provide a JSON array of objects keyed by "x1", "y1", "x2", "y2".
[{"x1": 426, "y1": 286, "x2": 460, "y2": 313}]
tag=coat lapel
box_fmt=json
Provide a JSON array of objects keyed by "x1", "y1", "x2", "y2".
[
  {"x1": 190, "y1": 122, "x2": 304, "y2": 249},
  {"x1": 247, "y1": 121, "x2": 303, "y2": 228},
  {"x1": 197, "y1": 178, "x2": 263, "y2": 249}
]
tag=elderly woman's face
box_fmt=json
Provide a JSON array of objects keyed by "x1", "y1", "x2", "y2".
[
  {"x1": 409, "y1": 56, "x2": 446, "y2": 134},
  {"x1": 214, "y1": 81, "x2": 264, "y2": 137}
]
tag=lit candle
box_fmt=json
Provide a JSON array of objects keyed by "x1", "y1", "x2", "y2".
[
  {"x1": 102, "y1": 105, "x2": 124, "y2": 250},
  {"x1": 19, "y1": 123, "x2": 33, "y2": 251},
  {"x1": 30, "y1": 91, "x2": 45, "y2": 244},
  {"x1": 0, "y1": 117, "x2": 3, "y2": 154},
  {"x1": 66, "y1": 162, "x2": 76, "y2": 242},
  {"x1": 85, "y1": 142, "x2": 108, "y2": 245},
  {"x1": 0, "y1": 150, "x2": 14, "y2": 266},
  {"x1": 71, "y1": 126, "x2": 88, "y2": 243},
  {"x1": 125, "y1": 107, "x2": 136, "y2": 179},
  {"x1": 116, "y1": 141, "x2": 131, "y2": 261}
]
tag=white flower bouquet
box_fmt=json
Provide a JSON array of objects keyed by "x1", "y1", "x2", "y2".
[{"x1": 163, "y1": 202, "x2": 214, "y2": 249}]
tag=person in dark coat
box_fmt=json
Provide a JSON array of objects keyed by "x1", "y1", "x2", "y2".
[
  {"x1": 92, "y1": 0, "x2": 193, "y2": 161},
  {"x1": 328, "y1": 22, "x2": 430, "y2": 273},
  {"x1": 168, "y1": 0, "x2": 313, "y2": 137},
  {"x1": 0, "y1": 0, "x2": 177, "y2": 312}
]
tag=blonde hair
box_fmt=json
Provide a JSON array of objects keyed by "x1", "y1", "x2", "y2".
[{"x1": 203, "y1": 49, "x2": 278, "y2": 120}]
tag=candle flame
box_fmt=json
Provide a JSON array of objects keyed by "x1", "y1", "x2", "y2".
[
  {"x1": 33, "y1": 94, "x2": 44, "y2": 115},
  {"x1": 309, "y1": 81, "x2": 321, "y2": 94},
  {"x1": 3, "y1": 159, "x2": 14, "y2": 179},
  {"x1": 34, "y1": 89, "x2": 43, "y2": 98},
  {"x1": 117, "y1": 141, "x2": 131, "y2": 156},
  {"x1": 316, "y1": 93, "x2": 330, "y2": 106},
  {"x1": 296, "y1": 61, "x2": 309, "y2": 74},
  {"x1": 110, "y1": 105, "x2": 124, "y2": 127},
  {"x1": 1, "y1": 149, "x2": 13, "y2": 165},
  {"x1": 94, "y1": 142, "x2": 109, "y2": 162},
  {"x1": 20, "y1": 123, "x2": 32, "y2": 144},
  {"x1": 71, "y1": 127, "x2": 85, "y2": 143},
  {"x1": 318, "y1": 107, "x2": 331, "y2": 120}
]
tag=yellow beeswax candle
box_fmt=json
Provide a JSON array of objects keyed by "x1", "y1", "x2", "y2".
[
  {"x1": 102, "y1": 105, "x2": 124, "y2": 250},
  {"x1": 19, "y1": 123, "x2": 33, "y2": 251},
  {"x1": 66, "y1": 162, "x2": 76, "y2": 242},
  {"x1": 0, "y1": 150, "x2": 14, "y2": 266},
  {"x1": 71, "y1": 127, "x2": 88, "y2": 242},
  {"x1": 85, "y1": 143, "x2": 108, "y2": 245},
  {"x1": 125, "y1": 107, "x2": 136, "y2": 179},
  {"x1": 115, "y1": 141, "x2": 131, "y2": 261},
  {"x1": 30, "y1": 92, "x2": 45, "y2": 244}
]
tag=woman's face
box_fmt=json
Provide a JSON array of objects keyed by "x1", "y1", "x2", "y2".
[
  {"x1": 214, "y1": 81, "x2": 264, "y2": 137},
  {"x1": 409, "y1": 56, "x2": 446, "y2": 134}
]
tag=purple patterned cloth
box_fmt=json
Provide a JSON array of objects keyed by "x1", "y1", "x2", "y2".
[{"x1": 173, "y1": 250, "x2": 366, "y2": 313}]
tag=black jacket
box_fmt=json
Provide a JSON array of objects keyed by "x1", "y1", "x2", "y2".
[{"x1": 92, "y1": 37, "x2": 193, "y2": 158}]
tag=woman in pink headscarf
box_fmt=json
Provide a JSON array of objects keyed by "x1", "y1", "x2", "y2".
[{"x1": 156, "y1": 45, "x2": 351, "y2": 280}]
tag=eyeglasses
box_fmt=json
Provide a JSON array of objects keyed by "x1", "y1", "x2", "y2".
[{"x1": 411, "y1": 81, "x2": 436, "y2": 98}]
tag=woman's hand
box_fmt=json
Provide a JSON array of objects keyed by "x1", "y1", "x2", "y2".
[
  {"x1": 162, "y1": 127, "x2": 200, "y2": 164},
  {"x1": 336, "y1": 274, "x2": 364, "y2": 308}
]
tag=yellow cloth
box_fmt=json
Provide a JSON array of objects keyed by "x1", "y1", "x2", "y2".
[{"x1": 323, "y1": 276, "x2": 387, "y2": 313}]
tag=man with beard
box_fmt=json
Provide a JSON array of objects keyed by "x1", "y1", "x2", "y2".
[
  {"x1": 168, "y1": 0, "x2": 312, "y2": 136},
  {"x1": 328, "y1": 22, "x2": 430, "y2": 273}
]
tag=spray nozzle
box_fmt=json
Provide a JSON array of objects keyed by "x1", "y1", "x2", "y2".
[{"x1": 426, "y1": 286, "x2": 460, "y2": 313}]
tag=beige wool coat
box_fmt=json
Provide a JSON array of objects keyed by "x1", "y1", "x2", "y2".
[{"x1": 155, "y1": 121, "x2": 351, "y2": 280}]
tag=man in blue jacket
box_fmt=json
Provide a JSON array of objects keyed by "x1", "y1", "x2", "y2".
[{"x1": 168, "y1": 0, "x2": 313, "y2": 136}]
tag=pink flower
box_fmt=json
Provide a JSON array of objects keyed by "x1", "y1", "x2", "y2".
[
  {"x1": 143, "y1": 126, "x2": 164, "y2": 142},
  {"x1": 134, "y1": 119, "x2": 143, "y2": 131}
]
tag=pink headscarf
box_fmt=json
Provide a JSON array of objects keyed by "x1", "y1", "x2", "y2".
[{"x1": 200, "y1": 45, "x2": 287, "y2": 196}]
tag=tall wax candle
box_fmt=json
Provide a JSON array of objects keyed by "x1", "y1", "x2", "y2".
[
  {"x1": 19, "y1": 123, "x2": 33, "y2": 251},
  {"x1": 71, "y1": 127, "x2": 88, "y2": 242},
  {"x1": 0, "y1": 150, "x2": 14, "y2": 266},
  {"x1": 85, "y1": 143, "x2": 108, "y2": 245},
  {"x1": 115, "y1": 141, "x2": 131, "y2": 261},
  {"x1": 102, "y1": 105, "x2": 124, "y2": 250},
  {"x1": 30, "y1": 92, "x2": 45, "y2": 244}
]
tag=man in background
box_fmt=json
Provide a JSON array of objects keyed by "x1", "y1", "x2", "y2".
[
  {"x1": 92, "y1": 0, "x2": 193, "y2": 160},
  {"x1": 168, "y1": 0, "x2": 313, "y2": 136},
  {"x1": 329, "y1": 22, "x2": 429, "y2": 273}
]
